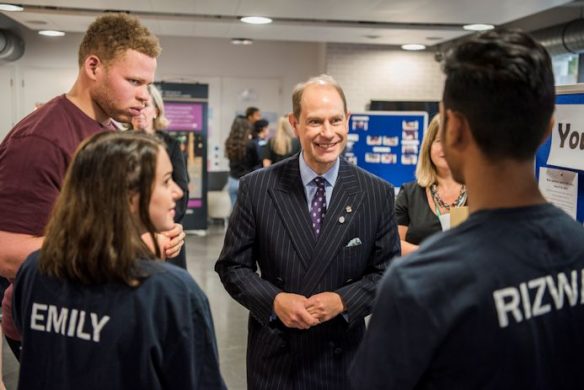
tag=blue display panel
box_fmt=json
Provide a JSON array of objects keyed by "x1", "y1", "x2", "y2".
[{"x1": 347, "y1": 111, "x2": 428, "y2": 188}]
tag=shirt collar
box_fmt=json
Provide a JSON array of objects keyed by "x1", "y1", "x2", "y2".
[
  {"x1": 101, "y1": 119, "x2": 120, "y2": 131},
  {"x1": 299, "y1": 152, "x2": 340, "y2": 187}
]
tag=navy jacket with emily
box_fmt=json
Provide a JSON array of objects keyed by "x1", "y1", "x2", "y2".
[{"x1": 215, "y1": 154, "x2": 400, "y2": 389}]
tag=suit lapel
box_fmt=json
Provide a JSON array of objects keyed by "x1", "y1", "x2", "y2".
[
  {"x1": 268, "y1": 157, "x2": 315, "y2": 269},
  {"x1": 300, "y1": 160, "x2": 364, "y2": 296}
]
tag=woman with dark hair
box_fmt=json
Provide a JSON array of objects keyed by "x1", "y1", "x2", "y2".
[
  {"x1": 131, "y1": 84, "x2": 190, "y2": 269},
  {"x1": 13, "y1": 132, "x2": 225, "y2": 390},
  {"x1": 225, "y1": 116, "x2": 254, "y2": 207}
]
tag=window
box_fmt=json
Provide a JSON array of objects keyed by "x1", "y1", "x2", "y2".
[{"x1": 552, "y1": 53, "x2": 579, "y2": 85}]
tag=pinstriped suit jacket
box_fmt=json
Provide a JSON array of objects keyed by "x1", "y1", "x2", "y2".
[{"x1": 215, "y1": 154, "x2": 400, "y2": 390}]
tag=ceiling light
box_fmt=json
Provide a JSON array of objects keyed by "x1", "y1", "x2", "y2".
[
  {"x1": 38, "y1": 30, "x2": 65, "y2": 37},
  {"x1": 231, "y1": 38, "x2": 253, "y2": 45},
  {"x1": 401, "y1": 44, "x2": 426, "y2": 51},
  {"x1": 463, "y1": 23, "x2": 495, "y2": 31},
  {"x1": 240, "y1": 16, "x2": 272, "y2": 25},
  {"x1": 0, "y1": 4, "x2": 23, "y2": 11}
]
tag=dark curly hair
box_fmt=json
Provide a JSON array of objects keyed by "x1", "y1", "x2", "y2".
[
  {"x1": 225, "y1": 116, "x2": 252, "y2": 161},
  {"x1": 442, "y1": 29, "x2": 554, "y2": 161}
]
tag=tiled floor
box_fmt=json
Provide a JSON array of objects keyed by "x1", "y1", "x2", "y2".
[{"x1": 2, "y1": 224, "x2": 248, "y2": 389}]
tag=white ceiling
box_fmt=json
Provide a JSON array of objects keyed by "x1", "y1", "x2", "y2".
[{"x1": 0, "y1": 0, "x2": 576, "y2": 46}]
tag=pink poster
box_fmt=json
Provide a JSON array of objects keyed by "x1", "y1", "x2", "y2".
[{"x1": 164, "y1": 102, "x2": 203, "y2": 132}]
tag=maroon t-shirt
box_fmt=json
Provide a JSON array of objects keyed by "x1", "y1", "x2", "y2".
[
  {"x1": 0, "y1": 94, "x2": 108, "y2": 340},
  {"x1": 0, "y1": 95, "x2": 107, "y2": 234}
]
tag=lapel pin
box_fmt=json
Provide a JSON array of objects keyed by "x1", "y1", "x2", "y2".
[
  {"x1": 346, "y1": 206, "x2": 352, "y2": 213},
  {"x1": 339, "y1": 216, "x2": 345, "y2": 224}
]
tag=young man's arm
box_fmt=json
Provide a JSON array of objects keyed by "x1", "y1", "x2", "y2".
[{"x1": 0, "y1": 231, "x2": 43, "y2": 279}]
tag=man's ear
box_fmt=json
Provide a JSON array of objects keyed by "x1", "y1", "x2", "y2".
[
  {"x1": 288, "y1": 113, "x2": 299, "y2": 137},
  {"x1": 83, "y1": 55, "x2": 102, "y2": 81},
  {"x1": 444, "y1": 109, "x2": 470, "y2": 152},
  {"x1": 540, "y1": 115, "x2": 554, "y2": 146}
]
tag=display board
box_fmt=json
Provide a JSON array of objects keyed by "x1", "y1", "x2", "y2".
[
  {"x1": 347, "y1": 111, "x2": 428, "y2": 188},
  {"x1": 157, "y1": 82, "x2": 208, "y2": 231},
  {"x1": 535, "y1": 84, "x2": 584, "y2": 223}
]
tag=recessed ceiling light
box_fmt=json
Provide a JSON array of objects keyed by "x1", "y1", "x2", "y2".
[
  {"x1": 463, "y1": 23, "x2": 495, "y2": 31},
  {"x1": 401, "y1": 44, "x2": 426, "y2": 51},
  {"x1": 240, "y1": 16, "x2": 272, "y2": 25},
  {"x1": 231, "y1": 38, "x2": 253, "y2": 45},
  {"x1": 38, "y1": 30, "x2": 65, "y2": 37},
  {"x1": 0, "y1": 4, "x2": 24, "y2": 11}
]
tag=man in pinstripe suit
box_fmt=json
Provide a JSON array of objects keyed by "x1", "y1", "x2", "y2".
[{"x1": 216, "y1": 74, "x2": 400, "y2": 389}]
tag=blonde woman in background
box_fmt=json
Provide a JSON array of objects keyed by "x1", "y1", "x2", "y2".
[
  {"x1": 131, "y1": 84, "x2": 190, "y2": 270},
  {"x1": 263, "y1": 115, "x2": 301, "y2": 167},
  {"x1": 395, "y1": 114, "x2": 467, "y2": 255}
]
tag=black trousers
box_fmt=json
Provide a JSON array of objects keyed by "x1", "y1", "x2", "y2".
[{"x1": 5, "y1": 336, "x2": 20, "y2": 361}]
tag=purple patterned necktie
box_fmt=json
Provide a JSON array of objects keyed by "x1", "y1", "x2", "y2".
[{"x1": 310, "y1": 177, "x2": 327, "y2": 237}]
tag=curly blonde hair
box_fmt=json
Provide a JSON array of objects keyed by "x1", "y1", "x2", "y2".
[{"x1": 78, "y1": 13, "x2": 161, "y2": 67}]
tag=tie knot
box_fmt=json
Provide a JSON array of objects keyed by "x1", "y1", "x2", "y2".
[{"x1": 313, "y1": 176, "x2": 326, "y2": 189}]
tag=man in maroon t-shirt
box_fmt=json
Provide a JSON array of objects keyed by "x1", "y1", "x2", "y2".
[{"x1": 0, "y1": 13, "x2": 185, "y2": 359}]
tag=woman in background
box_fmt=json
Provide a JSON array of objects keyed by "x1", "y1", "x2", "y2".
[
  {"x1": 395, "y1": 114, "x2": 467, "y2": 255},
  {"x1": 225, "y1": 116, "x2": 254, "y2": 207},
  {"x1": 13, "y1": 132, "x2": 225, "y2": 389},
  {"x1": 263, "y1": 115, "x2": 300, "y2": 167},
  {"x1": 131, "y1": 84, "x2": 189, "y2": 269}
]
